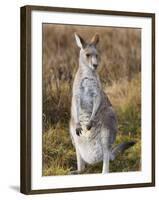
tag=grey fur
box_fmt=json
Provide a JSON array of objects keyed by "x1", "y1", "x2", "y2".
[
  {"x1": 70, "y1": 33, "x2": 135, "y2": 174},
  {"x1": 110, "y1": 141, "x2": 136, "y2": 161}
]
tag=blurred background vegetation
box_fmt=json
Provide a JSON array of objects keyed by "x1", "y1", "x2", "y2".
[{"x1": 42, "y1": 24, "x2": 141, "y2": 176}]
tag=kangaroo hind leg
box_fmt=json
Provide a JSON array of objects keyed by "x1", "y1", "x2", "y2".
[
  {"x1": 101, "y1": 128, "x2": 110, "y2": 174},
  {"x1": 69, "y1": 147, "x2": 85, "y2": 175},
  {"x1": 76, "y1": 147, "x2": 85, "y2": 173},
  {"x1": 69, "y1": 121, "x2": 85, "y2": 174}
]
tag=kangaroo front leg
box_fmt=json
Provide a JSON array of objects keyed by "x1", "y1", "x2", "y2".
[
  {"x1": 74, "y1": 95, "x2": 82, "y2": 136},
  {"x1": 101, "y1": 128, "x2": 110, "y2": 174},
  {"x1": 86, "y1": 94, "x2": 101, "y2": 130}
]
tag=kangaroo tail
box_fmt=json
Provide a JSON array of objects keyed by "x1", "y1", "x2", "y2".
[{"x1": 110, "y1": 141, "x2": 136, "y2": 161}]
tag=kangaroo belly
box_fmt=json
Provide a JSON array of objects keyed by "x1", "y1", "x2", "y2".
[{"x1": 77, "y1": 129, "x2": 103, "y2": 164}]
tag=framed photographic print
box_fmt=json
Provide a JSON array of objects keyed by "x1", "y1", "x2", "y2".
[{"x1": 20, "y1": 5, "x2": 155, "y2": 194}]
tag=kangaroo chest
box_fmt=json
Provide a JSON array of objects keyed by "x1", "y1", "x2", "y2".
[{"x1": 79, "y1": 77, "x2": 100, "y2": 114}]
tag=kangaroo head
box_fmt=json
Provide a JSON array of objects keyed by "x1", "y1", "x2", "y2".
[{"x1": 75, "y1": 33, "x2": 99, "y2": 71}]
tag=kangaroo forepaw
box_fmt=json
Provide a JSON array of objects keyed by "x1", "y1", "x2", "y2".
[
  {"x1": 86, "y1": 120, "x2": 94, "y2": 130},
  {"x1": 76, "y1": 126, "x2": 82, "y2": 136}
]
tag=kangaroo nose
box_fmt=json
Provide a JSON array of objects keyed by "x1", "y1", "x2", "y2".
[{"x1": 93, "y1": 64, "x2": 98, "y2": 68}]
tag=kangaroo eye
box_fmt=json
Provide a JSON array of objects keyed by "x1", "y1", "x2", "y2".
[{"x1": 86, "y1": 53, "x2": 90, "y2": 58}]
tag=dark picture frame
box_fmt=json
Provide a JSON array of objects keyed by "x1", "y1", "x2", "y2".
[{"x1": 20, "y1": 5, "x2": 155, "y2": 194}]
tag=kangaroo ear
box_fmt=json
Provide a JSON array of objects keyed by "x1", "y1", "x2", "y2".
[
  {"x1": 74, "y1": 33, "x2": 86, "y2": 49},
  {"x1": 91, "y1": 34, "x2": 99, "y2": 45}
]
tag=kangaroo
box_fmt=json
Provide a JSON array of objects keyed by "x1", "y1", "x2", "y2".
[{"x1": 69, "y1": 33, "x2": 135, "y2": 174}]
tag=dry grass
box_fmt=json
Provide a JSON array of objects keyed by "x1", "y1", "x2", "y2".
[
  {"x1": 106, "y1": 73, "x2": 141, "y2": 135},
  {"x1": 42, "y1": 24, "x2": 141, "y2": 176}
]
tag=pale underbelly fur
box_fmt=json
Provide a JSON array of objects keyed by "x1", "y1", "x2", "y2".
[
  {"x1": 74, "y1": 114, "x2": 104, "y2": 165},
  {"x1": 77, "y1": 132, "x2": 103, "y2": 164}
]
